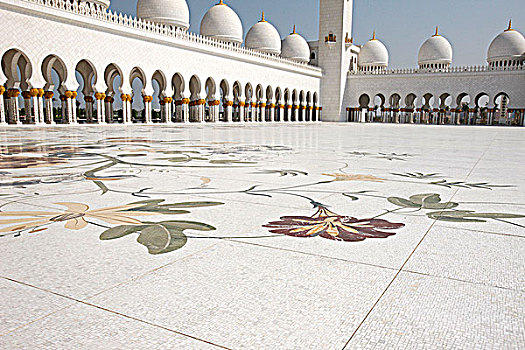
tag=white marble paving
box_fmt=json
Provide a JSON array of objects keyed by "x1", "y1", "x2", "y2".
[{"x1": 0, "y1": 123, "x2": 524, "y2": 349}]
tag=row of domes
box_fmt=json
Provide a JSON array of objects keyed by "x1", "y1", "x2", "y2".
[
  {"x1": 135, "y1": 0, "x2": 310, "y2": 63},
  {"x1": 358, "y1": 21, "x2": 525, "y2": 69}
]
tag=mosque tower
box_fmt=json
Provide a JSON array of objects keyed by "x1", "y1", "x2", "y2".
[{"x1": 318, "y1": 0, "x2": 354, "y2": 121}]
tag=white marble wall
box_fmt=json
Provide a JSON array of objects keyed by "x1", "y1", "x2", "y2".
[{"x1": 0, "y1": 0, "x2": 321, "y2": 122}]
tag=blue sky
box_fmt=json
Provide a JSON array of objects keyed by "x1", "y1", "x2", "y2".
[{"x1": 110, "y1": 0, "x2": 524, "y2": 68}]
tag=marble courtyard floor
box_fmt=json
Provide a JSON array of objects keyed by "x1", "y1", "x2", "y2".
[{"x1": 0, "y1": 123, "x2": 523, "y2": 349}]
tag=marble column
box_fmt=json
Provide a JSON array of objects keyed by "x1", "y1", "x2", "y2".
[
  {"x1": 94, "y1": 93, "x2": 106, "y2": 124},
  {"x1": 36, "y1": 89, "x2": 45, "y2": 124},
  {"x1": 293, "y1": 106, "x2": 299, "y2": 122},
  {"x1": 0, "y1": 86, "x2": 6, "y2": 125},
  {"x1": 22, "y1": 91, "x2": 31, "y2": 123},
  {"x1": 44, "y1": 91, "x2": 55, "y2": 124},
  {"x1": 182, "y1": 98, "x2": 189, "y2": 123},
  {"x1": 164, "y1": 97, "x2": 173, "y2": 123},
  {"x1": 121, "y1": 94, "x2": 132, "y2": 124},
  {"x1": 7, "y1": 89, "x2": 21, "y2": 124},
  {"x1": 249, "y1": 103, "x2": 256, "y2": 122},
  {"x1": 174, "y1": 100, "x2": 182, "y2": 122},
  {"x1": 224, "y1": 101, "x2": 233, "y2": 123},
  {"x1": 168, "y1": 98, "x2": 174, "y2": 123},
  {"x1": 209, "y1": 100, "x2": 219, "y2": 122},
  {"x1": 269, "y1": 103, "x2": 275, "y2": 122},
  {"x1": 261, "y1": 103, "x2": 267, "y2": 122},
  {"x1": 143, "y1": 95, "x2": 153, "y2": 124},
  {"x1": 198, "y1": 99, "x2": 205, "y2": 122},
  {"x1": 62, "y1": 91, "x2": 74, "y2": 124},
  {"x1": 278, "y1": 105, "x2": 284, "y2": 122},
  {"x1": 301, "y1": 106, "x2": 307, "y2": 122},
  {"x1": 71, "y1": 91, "x2": 78, "y2": 124},
  {"x1": 29, "y1": 89, "x2": 40, "y2": 124},
  {"x1": 239, "y1": 102, "x2": 245, "y2": 123},
  {"x1": 84, "y1": 96, "x2": 94, "y2": 123},
  {"x1": 104, "y1": 96, "x2": 113, "y2": 123}
]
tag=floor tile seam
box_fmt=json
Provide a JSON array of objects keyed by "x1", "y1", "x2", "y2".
[
  {"x1": 433, "y1": 224, "x2": 525, "y2": 239},
  {"x1": 0, "y1": 288, "x2": 76, "y2": 338},
  {"x1": 463, "y1": 130, "x2": 500, "y2": 179},
  {"x1": 0, "y1": 277, "x2": 231, "y2": 349},
  {"x1": 84, "y1": 241, "x2": 222, "y2": 300},
  {"x1": 341, "y1": 196, "x2": 453, "y2": 349},
  {"x1": 401, "y1": 269, "x2": 524, "y2": 293},
  {"x1": 457, "y1": 201, "x2": 525, "y2": 207},
  {"x1": 224, "y1": 239, "x2": 400, "y2": 273},
  {"x1": 0, "y1": 241, "x2": 221, "y2": 331}
]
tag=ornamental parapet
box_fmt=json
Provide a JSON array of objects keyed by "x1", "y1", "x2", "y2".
[
  {"x1": 350, "y1": 64, "x2": 524, "y2": 76},
  {"x1": 17, "y1": 0, "x2": 321, "y2": 74}
]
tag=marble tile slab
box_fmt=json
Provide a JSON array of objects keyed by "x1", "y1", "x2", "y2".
[
  {"x1": 1, "y1": 301, "x2": 222, "y2": 349},
  {"x1": 88, "y1": 241, "x2": 397, "y2": 350},
  {"x1": 345, "y1": 272, "x2": 525, "y2": 349}
]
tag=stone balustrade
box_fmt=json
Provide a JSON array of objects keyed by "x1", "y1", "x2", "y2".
[
  {"x1": 350, "y1": 64, "x2": 524, "y2": 76},
  {"x1": 19, "y1": 0, "x2": 321, "y2": 73}
]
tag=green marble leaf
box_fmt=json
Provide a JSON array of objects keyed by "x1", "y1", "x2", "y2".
[
  {"x1": 427, "y1": 210, "x2": 525, "y2": 222},
  {"x1": 160, "y1": 202, "x2": 223, "y2": 208},
  {"x1": 387, "y1": 197, "x2": 420, "y2": 208},
  {"x1": 100, "y1": 225, "x2": 145, "y2": 240},
  {"x1": 157, "y1": 220, "x2": 217, "y2": 232},
  {"x1": 137, "y1": 225, "x2": 172, "y2": 254},
  {"x1": 388, "y1": 193, "x2": 459, "y2": 210},
  {"x1": 409, "y1": 193, "x2": 439, "y2": 205}
]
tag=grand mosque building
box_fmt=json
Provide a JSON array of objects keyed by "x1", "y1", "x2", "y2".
[{"x1": 0, "y1": 0, "x2": 524, "y2": 126}]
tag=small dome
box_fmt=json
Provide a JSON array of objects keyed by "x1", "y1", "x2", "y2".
[
  {"x1": 245, "y1": 12, "x2": 281, "y2": 55},
  {"x1": 136, "y1": 0, "x2": 190, "y2": 30},
  {"x1": 418, "y1": 28, "x2": 453, "y2": 67},
  {"x1": 200, "y1": 1, "x2": 243, "y2": 44},
  {"x1": 358, "y1": 33, "x2": 389, "y2": 68},
  {"x1": 487, "y1": 21, "x2": 525, "y2": 63},
  {"x1": 281, "y1": 26, "x2": 310, "y2": 63}
]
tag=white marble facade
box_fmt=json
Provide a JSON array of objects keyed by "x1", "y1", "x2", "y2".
[{"x1": 0, "y1": 0, "x2": 524, "y2": 125}]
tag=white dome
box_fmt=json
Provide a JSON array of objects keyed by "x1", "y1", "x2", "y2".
[
  {"x1": 418, "y1": 30, "x2": 453, "y2": 66},
  {"x1": 487, "y1": 23, "x2": 525, "y2": 63},
  {"x1": 136, "y1": 0, "x2": 190, "y2": 30},
  {"x1": 81, "y1": 0, "x2": 110, "y2": 8},
  {"x1": 281, "y1": 27, "x2": 310, "y2": 63},
  {"x1": 245, "y1": 14, "x2": 281, "y2": 55},
  {"x1": 200, "y1": 1, "x2": 243, "y2": 44},
  {"x1": 358, "y1": 35, "x2": 389, "y2": 67}
]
